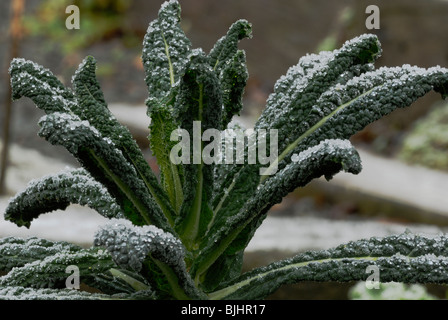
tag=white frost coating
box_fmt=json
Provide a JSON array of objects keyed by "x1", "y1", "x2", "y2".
[
  {"x1": 6, "y1": 167, "x2": 124, "y2": 219},
  {"x1": 0, "y1": 286, "x2": 107, "y2": 300},
  {"x1": 9, "y1": 58, "x2": 57, "y2": 84},
  {"x1": 94, "y1": 219, "x2": 185, "y2": 272},
  {"x1": 160, "y1": 0, "x2": 179, "y2": 11},
  {"x1": 291, "y1": 138, "x2": 355, "y2": 165},
  {"x1": 142, "y1": 0, "x2": 191, "y2": 99},
  {"x1": 9, "y1": 59, "x2": 75, "y2": 117},
  {"x1": 38, "y1": 112, "x2": 126, "y2": 164},
  {"x1": 341, "y1": 64, "x2": 448, "y2": 92},
  {"x1": 14, "y1": 72, "x2": 67, "y2": 96},
  {"x1": 71, "y1": 56, "x2": 91, "y2": 87},
  {"x1": 258, "y1": 34, "x2": 381, "y2": 131},
  {"x1": 0, "y1": 237, "x2": 80, "y2": 271},
  {"x1": 0, "y1": 246, "x2": 111, "y2": 288}
]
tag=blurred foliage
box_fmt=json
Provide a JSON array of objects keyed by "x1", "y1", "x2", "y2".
[
  {"x1": 399, "y1": 101, "x2": 448, "y2": 171},
  {"x1": 315, "y1": 6, "x2": 354, "y2": 53},
  {"x1": 22, "y1": 0, "x2": 140, "y2": 54},
  {"x1": 349, "y1": 281, "x2": 437, "y2": 300}
]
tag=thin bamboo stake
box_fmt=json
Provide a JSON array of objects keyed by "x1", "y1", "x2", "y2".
[{"x1": 0, "y1": 0, "x2": 24, "y2": 195}]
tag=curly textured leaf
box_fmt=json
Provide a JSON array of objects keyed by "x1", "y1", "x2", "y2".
[
  {"x1": 256, "y1": 33, "x2": 381, "y2": 170},
  {"x1": 219, "y1": 50, "x2": 249, "y2": 129},
  {"x1": 94, "y1": 219, "x2": 205, "y2": 300},
  {"x1": 208, "y1": 19, "x2": 252, "y2": 74},
  {"x1": 174, "y1": 51, "x2": 223, "y2": 133},
  {"x1": 72, "y1": 56, "x2": 109, "y2": 119},
  {"x1": 209, "y1": 232, "x2": 448, "y2": 300},
  {"x1": 210, "y1": 34, "x2": 381, "y2": 226},
  {"x1": 173, "y1": 51, "x2": 223, "y2": 249},
  {"x1": 208, "y1": 20, "x2": 251, "y2": 130},
  {"x1": 141, "y1": 0, "x2": 192, "y2": 222},
  {"x1": 256, "y1": 34, "x2": 381, "y2": 135},
  {"x1": 193, "y1": 139, "x2": 362, "y2": 285},
  {"x1": 9, "y1": 56, "x2": 175, "y2": 228},
  {"x1": 263, "y1": 64, "x2": 448, "y2": 178},
  {"x1": 201, "y1": 36, "x2": 448, "y2": 286},
  {"x1": 0, "y1": 237, "x2": 81, "y2": 273},
  {"x1": 5, "y1": 168, "x2": 123, "y2": 228},
  {"x1": 142, "y1": 0, "x2": 191, "y2": 99},
  {"x1": 37, "y1": 112, "x2": 172, "y2": 232},
  {"x1": 0, "y1": 286, "x2": 111, "y2": 300},
  {"x1": 0, "y1": 234, "x2": 185, "y2": 298},
  {"x1": 73, "y1": 56, "x2": 176, "y2": 226},
  {"x1": 0, "y1": 283, "x2": 156, "y2": 300},
  {"x1": 0, "y1": 245, "x2": 116, "y2": 292},
  {"x1": 9, "y1": 58, "x2": 76, "y2": 114}
]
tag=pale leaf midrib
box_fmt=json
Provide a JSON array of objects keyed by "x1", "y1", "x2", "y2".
[
  {"x1": 259, "y1": 86, "x2": 378, "y2": 181},
  {"x1": 208, "y1": 255, "x2": 380, "y2": 300}
]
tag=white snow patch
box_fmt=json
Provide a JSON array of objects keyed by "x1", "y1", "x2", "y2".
[
  {"x1": 0, "y1": 143, "x2": 107, "y2": 244},
  {"x1": 246, "y1": 215, "x2": 446, "y2": 253}
]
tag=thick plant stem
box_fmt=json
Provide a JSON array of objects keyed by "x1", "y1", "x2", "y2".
[{"x1": 153, "y1": 259, "x2": 191, "y2": 300}]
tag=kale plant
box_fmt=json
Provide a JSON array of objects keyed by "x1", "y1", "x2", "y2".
[{"x1": 2, "y1": 0, "x2": 448, "y2": 300}]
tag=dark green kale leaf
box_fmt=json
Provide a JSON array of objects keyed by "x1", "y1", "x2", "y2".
[
  {"x1": 5, "y1": 168, "x2": 123, "y2": 228},
  {"x1": 209, "y1": 232, "x2": 448, "y2": 299}
]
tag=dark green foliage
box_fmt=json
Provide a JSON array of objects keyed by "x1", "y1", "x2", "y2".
[
  {"x1": 2, "y1": 0, "x2": 448, "y2": 300},
  {"x1": 5, "y1": 168, "x2": 123, "y2": 227},
  {"x1": 142, "y1": 0, "x2": 191, "y2": 100},
  {"x1": 0, "y1": 237, "x2": 81, "y2": 272},
  {"x1": 210, "y1": 232, "x2": 448, "y2": 299}
]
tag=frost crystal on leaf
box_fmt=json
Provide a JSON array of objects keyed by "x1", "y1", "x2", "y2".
[
  {"x1": 94, "y1": 219, "x2": 184, "y2": 272},
  {"x1": 0, "y1": 286, "x2": 108, "y2": 300},
  {"x1": 5, "y1": 168, "x2": 124, "y2": 227}
]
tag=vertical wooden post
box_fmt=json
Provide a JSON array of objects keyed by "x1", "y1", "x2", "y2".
[{"x1": 0, "y1": 0, "x2": 24, "y2": 195}]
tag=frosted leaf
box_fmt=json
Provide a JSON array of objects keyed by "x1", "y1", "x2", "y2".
[
  {"x1": 195, "y1": 139, "x2": 362, "y2": 280},
  {"x1": 256, "y1": 33, "x2": 381, "y2": 137},
  {"x1": 36, "y1": 111, "x2": 172, "y2": 231},
  {"x1": 94, "y1": 219, "x2": 205, "y2": 299},
  {"x1": 205, "y1": 35, "x2": 383, "y2": 263},
  {"x1": 219, "y1": 50, "x2": 249, "y2": 129},
  {"x1": 10, "y1": 54, "x2": 171, "y2": 229},
  {"x1": 9, "y1": 58, "x2": 76, "y2": 115},
  {"x1": 5, "y1": 168, "x2": 124, "y2": 228},
  {"x1": 142, "y1": 0, "x2": 191, "y2": 100},
  {"x1": 208, "y1": 19, "x2": 252, "y2": 75},
  {"x1": 71, "y1": 56, "x2": 176, "y2": 228},
  {"x1": 0, "y1": 246, "x2": 115, "y2": 290},
  {"x1": 288, "y1": 64, "x2": 448, "y2": 159},
  {"x1": 37, "y1": 112, "x2": 108, "y2": 154},
  {"x1": 147, "y1": 99, "x2": 183, "y2": 212},
  {"x1": 0, "y1": 286, "x2": 109, "y2": 300},
  {"x1": 94, "y1": 219, "x2": 184, "y2": 272},
  {"x1": 213, "y1": 232, "x2": 448, "y2": 299},
  {"x1": 0, "y1": 237, "x2": 81, "y2": 272}
]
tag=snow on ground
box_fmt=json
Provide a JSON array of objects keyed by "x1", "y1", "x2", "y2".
[
  {"x1": 246, "y1": 216, "x2": 446, "y2": 253},
  {"x1": 330, "y1": 149, "x2": 448, "y2": 220},
  {"x1": 0, "y1": 202, "x2": 108, "y2": 245},
  {"x1": 0, "y1": 143, "x2": 108, "y2": 245}
]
